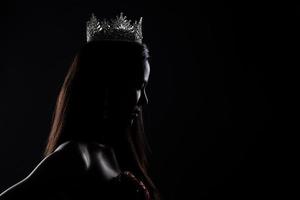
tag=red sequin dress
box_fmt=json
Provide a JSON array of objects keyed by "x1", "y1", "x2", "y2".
[{"x1": 110, "y1": 171, "x2": 151, "y2": 200}]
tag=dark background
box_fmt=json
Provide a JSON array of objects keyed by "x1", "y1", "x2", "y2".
[{"x1": 0, "y1": 0, "x2": 294, "y2": 199}]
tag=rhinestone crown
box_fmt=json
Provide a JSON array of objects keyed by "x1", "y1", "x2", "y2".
[{"x1": 86, "y1": 12, "x2": 143, "y2": 43}]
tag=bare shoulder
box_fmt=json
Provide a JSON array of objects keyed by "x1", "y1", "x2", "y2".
[
  {"x1": 45, "y1": 141, "x2": 121, "y2": 179},
  {"x1": 0, "y1": 141, "x2": 122, "y2": 199},
  {"x1": 34, "y1": 141, "x2": 89, "y2": 177},
  {"x1": 0, "y1": 141, "x2": 87, "y2": 199}
]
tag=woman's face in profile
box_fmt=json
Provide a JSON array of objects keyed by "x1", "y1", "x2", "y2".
[{"x1": 102, "y1": 58, "x2": 150, "y2": 127}]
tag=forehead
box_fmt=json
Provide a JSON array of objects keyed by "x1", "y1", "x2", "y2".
[{"x1": 83, "y1": 41, "x2": 150, "y2": 84}]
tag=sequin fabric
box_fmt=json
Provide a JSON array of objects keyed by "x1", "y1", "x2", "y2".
[{"x1": 111, "y1": 171, "x2": 151, "y2": 200}]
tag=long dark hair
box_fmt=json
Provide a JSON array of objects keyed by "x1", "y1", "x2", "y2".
[{"x1": 44, "y1": 41, "x2": 160, "y2": 200}]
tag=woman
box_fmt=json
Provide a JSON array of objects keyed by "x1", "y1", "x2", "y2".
[{"x1": 0, "y1": 13, "x2": 161, "y2": 200}]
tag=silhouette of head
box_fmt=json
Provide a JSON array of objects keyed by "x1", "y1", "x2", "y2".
[{"x1": 68, "y1": 40, "x2": 150, "y2": 133}]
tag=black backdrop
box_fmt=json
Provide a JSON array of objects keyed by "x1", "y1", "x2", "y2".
[{"x1": 0, "y1": 0, "x2": 294, "y2": 199}]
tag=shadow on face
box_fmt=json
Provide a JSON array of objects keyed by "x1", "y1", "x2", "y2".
[{"x1": 73, "y1": 41, "x2": 150, "y2": 129}]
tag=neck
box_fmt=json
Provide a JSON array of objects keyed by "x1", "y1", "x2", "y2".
[{"x1": 91, "y1": 122, "x2": 137, "y2": 171}]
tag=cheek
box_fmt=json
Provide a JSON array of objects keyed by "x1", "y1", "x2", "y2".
[{"x1": 136, "y1": 90, "x2": 141, "y2": 103}]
